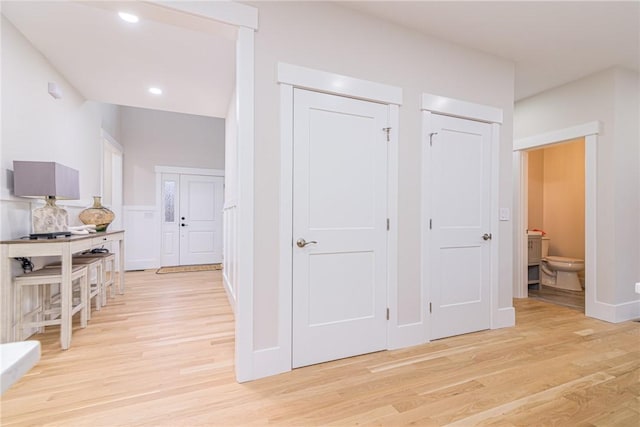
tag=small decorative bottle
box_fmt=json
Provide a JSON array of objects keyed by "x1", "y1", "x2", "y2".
[{"x1": 79, "y1": 196, "x2": 115, "y2": 232}]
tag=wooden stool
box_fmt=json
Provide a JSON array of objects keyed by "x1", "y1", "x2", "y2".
[
  {"x1": 45, "y1": 257, "x2": 103, "y2": 320},
  {"x1": 14, "y1": 265, "x2": 88, "y2": 350},
  {"x1": 75, "y1": 252, "x2": 116, "y2": 306}
]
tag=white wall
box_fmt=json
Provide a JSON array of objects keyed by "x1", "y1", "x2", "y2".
[
  {"x1": 119, "y1": 106, "x2": 225, "y2": 206},
  {"x1": 1, "y1": 16, "x2": 120, "y2": 241},
  {"x1": 249, "y1": 2, "x2": 515, "y2": 363},
  {"x1": 118, "y1": 106, "x2": 225, "y2": 270},
  {"x1": 1, "y1": 15, "x2": 122, "y2": 336},
  {"x1": 515, "y1": 67, "x2": 640, "y2": 318}
]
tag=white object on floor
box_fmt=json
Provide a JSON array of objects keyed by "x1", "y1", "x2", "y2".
[
  {"x1": 635, "y1": 282, "x2": 640, "y2": 294},
  {"x1": 0, "y1": 340, "x2": 41, "y2": 394}
]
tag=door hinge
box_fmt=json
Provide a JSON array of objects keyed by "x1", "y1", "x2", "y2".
[
  {"x1": 386, "y1": 307, "x2": 390, "y2": 320},
  {"x1": 429, "y1": 302, "x2": 432, "y2": 314},
  {"x1": 429, "y1": 218, "x2": 432, "y2": 230},
  {"x1": 383, "y1": 127, "x2": 392, "y2": 142},
  {"x1": 429, "y1": 132, "x2": 438, "y2": 146},
  {"x1": 386, "y1": 218, "x2": 390, "y2": 231}
]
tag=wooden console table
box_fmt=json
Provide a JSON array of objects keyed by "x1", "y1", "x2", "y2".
[{"x1": 0, "y1": 230, "x2": 125, "y2": 346}]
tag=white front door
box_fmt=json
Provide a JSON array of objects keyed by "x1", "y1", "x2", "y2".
[
  {"x1": 427, "y1": 113, "x2": 492, "y2": 340},
  {"x1": 179, "y1": 174, "x2": 223, "y2": 265},
  {"x1": 161, "y1": 173, "x2": 223, "y2": 266},
  {"x1": 292, "y1": 89, "x2": 389, "y2": 368}
]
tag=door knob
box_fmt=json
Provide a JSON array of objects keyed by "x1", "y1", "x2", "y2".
[
  {"x1": 482, "y1": 233, "x2": 492, "y2": 241},
  {"x1": 181, "y1": 223, "x2": 188, "y2": 227},
  {"x1": 296, "y1": 238, "x2": 317, "y2": 248}
]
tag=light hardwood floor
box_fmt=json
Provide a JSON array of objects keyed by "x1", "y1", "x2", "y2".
[{"x1": 1, "y1": 270, "x2": 638, "y2": 426}]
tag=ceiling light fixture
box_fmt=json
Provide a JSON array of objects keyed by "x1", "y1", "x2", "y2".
[
  {"x1": 118, "y1": 12, "x2": 139, "y2": 23},
  {"x1": 148, "y1": 87, "x2": 163, "y2": 95}
]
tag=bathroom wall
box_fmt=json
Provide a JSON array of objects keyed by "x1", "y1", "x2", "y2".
[
  {"x1": 527, "y1": 139, "x2": 585, "y2": 260},
  {"x1": 542, "y1": 139, "x2": 585, "y2": 260}
]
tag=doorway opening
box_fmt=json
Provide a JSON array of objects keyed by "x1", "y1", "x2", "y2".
[
  {"x1": 524, "y1": 138, "x2": 585, "y2": 312},
  {"x1": 513, "y1": 121, "x2": 599, "y2": 320}
]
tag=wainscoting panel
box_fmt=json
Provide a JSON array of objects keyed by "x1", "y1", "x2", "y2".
[{"x1": 123, "y1": 206, "x2": 160, "y2": 270}]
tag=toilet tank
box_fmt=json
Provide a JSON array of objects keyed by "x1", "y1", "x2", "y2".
[{"x1": 541, "y1": 237, "x2": 550, "y2": 258}]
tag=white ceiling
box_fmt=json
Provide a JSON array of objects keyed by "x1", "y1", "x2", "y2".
[
  {"x1": 2, "y1": 1, "x2": 236, "y2": 118},
  {"x1": 341, "y1": 1, "x2": 640, "y2": 100},
  {"x1": 2, "y1": 1, "x2": 638, "y2": 118}
]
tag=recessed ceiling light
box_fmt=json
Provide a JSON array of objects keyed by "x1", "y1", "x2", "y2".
[
  {"x1": 118, "y1": 12, "x2": 139, "y2": 23},
  {"x1": 149, "y1": 87, "x2": 163, "y2": 95}
]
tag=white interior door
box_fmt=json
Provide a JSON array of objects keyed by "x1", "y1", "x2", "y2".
[
  {"x1": 179, "y1": 174, "x2": 223, "y2": 266},
  {"x1": 428, "y1": 113, "x2": 492, "y2": 340},
  {"x1": 292, "y1": 89, "x2": 389, "y2": 368}
]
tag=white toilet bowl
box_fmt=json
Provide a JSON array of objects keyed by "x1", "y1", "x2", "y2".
[{"x1": 541, "y1": 255, "x2": 584, "y2": 291}]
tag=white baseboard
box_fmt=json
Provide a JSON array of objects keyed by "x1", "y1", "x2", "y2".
[
  {"x1": 492, "y1": 306, "x2": 516, "y2": 329},
  {"x1": 222, "y1": 273, "x2": 237, "y2": 313},
  {"x1": 588, "y1": 298, "x2": 640, "y2": 323}
]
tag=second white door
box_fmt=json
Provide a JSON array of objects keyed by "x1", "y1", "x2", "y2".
[
  {"x1": 292, "y1": 89, "x2": 389, "y2": 368},
  {"x1": 427, "y1": 113, "x2": 492, "y2": 340}
]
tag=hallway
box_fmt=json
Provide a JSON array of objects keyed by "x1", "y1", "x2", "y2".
[{"x1": 2, "y1": 270, "x2": 638, "y2": 425}]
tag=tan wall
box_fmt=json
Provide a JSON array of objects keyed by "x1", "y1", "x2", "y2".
[
  {"x1": 542, "y1": 138, "x2": 585, "y2": 260},
  {"x1": 527, "y1": 150, "x2": 544, "y2": 231}
]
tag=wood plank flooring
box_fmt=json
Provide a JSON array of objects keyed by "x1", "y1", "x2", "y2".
[
  {"x1": 528, "y1": 285, "x2": 585, "y2": 312},
  {"x1": 1, "y1": 270, "x2": 638, "y2": 426}
]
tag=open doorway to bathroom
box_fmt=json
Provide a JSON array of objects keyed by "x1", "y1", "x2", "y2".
[{"x1": 525, "y1": 138, "x2": 585, "y2": 312}]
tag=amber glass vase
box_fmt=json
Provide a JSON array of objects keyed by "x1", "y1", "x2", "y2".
[{"x1": 79, "y1": 196, "x2": 115, "y2": 232}]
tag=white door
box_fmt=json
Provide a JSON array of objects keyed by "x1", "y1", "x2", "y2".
[
  {"x1": 161, "y1": 173, "x2": 223, "y2": 266},
  {"x1": 179, "y1": 174, "x2": 223, "y2": 265},
  {"x1": 428, "y1": 113, "x2": 492, "y2": 340},
  {"x1": 292, "y1": 89, "x2": 389, "y2": 368}
]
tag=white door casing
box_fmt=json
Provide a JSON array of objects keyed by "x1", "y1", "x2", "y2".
[
  {"x1": 102, "y1": 131, "x2": 123, "y2": 267},
  {"x1": 292, "y1": 89, "x2": 389, "y2": 368},
  {"x1": 426, "y1": 113, "x2": 493, "y2": 340},
  {"x1": 160, "y1": 171, "x2": 223, "y2": 267}
]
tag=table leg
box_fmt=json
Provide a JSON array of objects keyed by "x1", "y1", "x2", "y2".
[
  {"x1": 1, "y1": 245, "x2": 14, "y2": 343},
  {"x1": 118, "y1": 237, "x2": 125, "y2": 294},
  {"x1": 60, "y1": 247, "x2": 72, "y2": 350}
]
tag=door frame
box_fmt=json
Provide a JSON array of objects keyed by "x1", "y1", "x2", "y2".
[
  {"x1": 421, "y1": 94, "x2": 504, "y2": 341},
  {"x1": 155, "y1": 166, "x2": 225, "y2": 267},
  {"x1": 277, "y1": 63, "x2": 402, "y2": 375},
  {"x1": 513, "y1": 121, "x2": 600, "y2": 320}
]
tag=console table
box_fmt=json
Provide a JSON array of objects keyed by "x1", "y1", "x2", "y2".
[{"x1": 0, "y1": 230, "x2": 125, "y2": 346}]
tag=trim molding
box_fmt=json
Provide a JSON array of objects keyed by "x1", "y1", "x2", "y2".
[
  {"x1": 514, "y1": 121, "x2": 602, "y2": 151},
  {"x1": 154, "y1": 166, "x2": 224, "y2": 176},
  {"x1": 421, "y1": 94, "x2": 503, "y2": 124},
  {"x1": 277, "y1": 63, "x2": 403, "y2": 105},
  {"x1": 151, "y1": 0, "x2": 258, "y2": 29}
]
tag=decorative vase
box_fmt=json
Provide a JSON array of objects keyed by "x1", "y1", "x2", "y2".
[{"x1": 79, "y1": 196, "x2": 115, "y2": 232}]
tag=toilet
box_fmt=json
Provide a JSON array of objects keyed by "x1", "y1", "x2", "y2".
[{"x1": 540, "y1": 237, "x2": 584, "y2": 291}]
